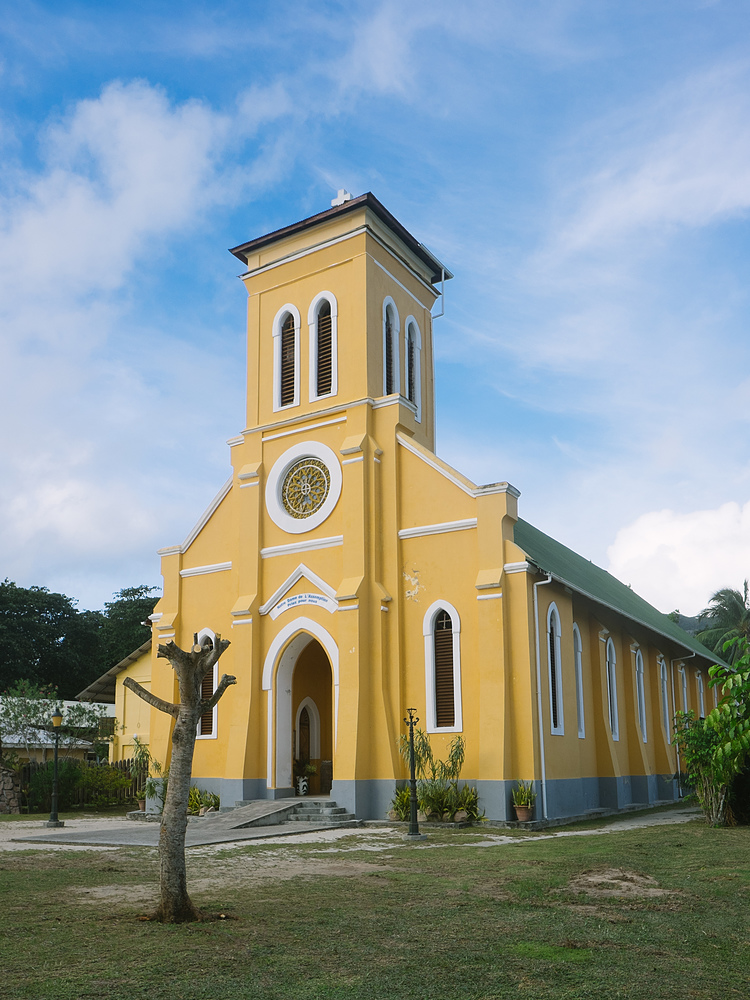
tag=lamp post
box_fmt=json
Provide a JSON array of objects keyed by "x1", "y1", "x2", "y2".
[
  {"x1": 403, "y1": 708, "x2": 427, "y2": 842},
  {"x1": 46, "y1": 709, "x2": 64, "y2": 828}
]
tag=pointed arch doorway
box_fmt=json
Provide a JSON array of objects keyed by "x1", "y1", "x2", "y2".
[
  {"x1": 293, "y1": 639, "x2": 333, "y2": 795},
  {"x1": 262, "y1": 618, "x2": 338, "y2": 795}
]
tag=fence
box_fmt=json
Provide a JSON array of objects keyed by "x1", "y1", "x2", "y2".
[{"x1": 17, "y1": 758, "x2": 147, "y2": 812}]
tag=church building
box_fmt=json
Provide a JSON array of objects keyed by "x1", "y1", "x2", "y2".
[{"x1": 88, "y1": 193, "x2": 717, "y2": 822}]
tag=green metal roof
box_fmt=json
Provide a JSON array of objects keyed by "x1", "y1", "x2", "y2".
[{"x1": 514, "y1": 518, "x2": 722, "y2": 665}]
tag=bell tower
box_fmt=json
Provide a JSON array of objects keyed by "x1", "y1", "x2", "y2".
[{"x1": 229, "y1": 192, "x2": 452, "y2": 452}]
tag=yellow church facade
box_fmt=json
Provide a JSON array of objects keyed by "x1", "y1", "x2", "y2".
[{"x1": 104, "y1": 193, "x2": 717, "y2": 822}]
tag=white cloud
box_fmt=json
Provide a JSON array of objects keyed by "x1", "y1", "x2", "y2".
[{"x1": 607, "y1": 502, "x2": 750, "y2": 615}]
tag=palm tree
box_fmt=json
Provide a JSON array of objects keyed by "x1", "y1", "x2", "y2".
[{"x1": 697, "y1": 581, "x2": 750, "y2": 664}]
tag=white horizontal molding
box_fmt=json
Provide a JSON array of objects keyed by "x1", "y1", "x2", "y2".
[
  {"x1": 342, "y1": 455, "x2": 364, "y2": 466},
  {"x1": 240, "y1": 481, "x2": 259, "y2": 489},
  {"x1": 337, "y1": 604, "x2": 359, "y2": 612},
  {"x1": 260, "y1": 535, "x2": 344, "y2": 559},
  {"x1": 398, "y1": 518, "x2": 477, "y2": 540},
  {"x1": 180, "y1": 561, "x2": 232, "y2": 578},
  {"x1": 477, "y1": 593, "x2": 503, "y2": 601},
  {"x1": 270, "y1": 593, "x2": 338, "y2": 620},
  {"x1": 262, "y1": 415, "x2": 347, "y2": 443},
  {"x1": 503, "y1": 561, "x2": 532, "y2": 575},
  {"x1": 226, "y1": 436, "x2": 245, "y2": 447},
  {"x1": 230, "y1": 617, "x2": 253, "y2": 628}
]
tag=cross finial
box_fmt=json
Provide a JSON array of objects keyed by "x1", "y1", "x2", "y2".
[{"x1": 331, "y1": 189, "x2": 352, "y2": 207}]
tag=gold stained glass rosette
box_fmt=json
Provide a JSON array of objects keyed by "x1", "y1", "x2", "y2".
[{"x1": 281, "y1": 457, "x2": 331, "y2": 518}]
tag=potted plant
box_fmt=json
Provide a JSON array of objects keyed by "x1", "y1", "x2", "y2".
[
  {"x1": 511, "y1": 780, "x2": 536, "y2": 822},
  {"x1": 294, "y1": 760, "x2": 317, "y2": 796}
]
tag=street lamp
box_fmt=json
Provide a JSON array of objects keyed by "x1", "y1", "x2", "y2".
[
  {"x1": 403, "y1": 708, "x2": 427, "y2": 842},
  {"x1": 46, "y1": 709, "x2": 65, "y2": 828}
]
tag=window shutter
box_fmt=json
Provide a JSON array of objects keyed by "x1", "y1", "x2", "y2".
[
  {"x1": 199, "y1": 670, "x2": 214, "y2": 736},
  {"x1": 316, "y1": 302, "x2": 332, "y2": 396},
  {"x1": 549, "y1": 623, "x2": 559, "y2": 730},
  {"x1": 407, "y1": 327, "x2": 416, "y2": 403},
  {"x1": 280, "y1": 313, "x2": 295, "y2": 406},
  {"x1": 385, "y1": 312, "x2": 394, "y2": 394},
  {"x1": 434, "y1": 610, "x2": 455, "y2": 727}
]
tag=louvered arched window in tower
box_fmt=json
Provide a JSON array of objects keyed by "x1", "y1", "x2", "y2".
[
  {"x1": 404, "y1": 317, "x2": 422, "y2": 421},
  {"x1": 273, "y1": 304, "x2": 300, "y2": 411},
  {"x1": 383, "y1": 298, "x2": 400, "y2": 395},
  {"x1": 423, "y1": 601, "x2": 463, "y2": 733},
  {"x1": 308, "y1": 292, "x2": 338, "y2": 401}
]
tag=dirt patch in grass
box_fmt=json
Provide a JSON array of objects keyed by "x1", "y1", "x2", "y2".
[
  {"x1": 567, "y1": 867, "x2": 676, "y2": 898},
  {"x1": 68, "y1": 856, "x2": 397, "y2": 910}
]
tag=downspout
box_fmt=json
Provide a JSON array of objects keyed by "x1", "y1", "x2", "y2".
[{"x1": 533, "y1": 572, "x2": 553, "y2": 820}]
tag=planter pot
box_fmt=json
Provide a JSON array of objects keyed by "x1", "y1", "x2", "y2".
[
  {"x1": 514, "y1": 805, "x2": 533, "y2": 822},
  {"x1": 137, "y1": 799, "x2": 146, "y2": 812}
]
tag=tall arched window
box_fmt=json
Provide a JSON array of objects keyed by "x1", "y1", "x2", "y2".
[
  {"x1": 273, "y1": 304, "x2": 300, "y2": 411},
  {"x1": 404, "y1": 317, "x2": 422, "y2": 421},
  {"x1": 697, "y1": 672, "x2": 705, "y2": 718},
  {"x1": 635, "y1": 649, "x2": 647, "y2": 743},
  {"x1": 680, "y1": 666, "x2": 688, "y2": 712},
  {"x1": 383, "y1": 298, "x2": 400, "y2": 395},
  {"x1": 606, "y1": 638, "x2": 619, "y2": 741},
  {"x1": 423, "y1": 600, "x2": 462, "y2": 733},
  {"x1": 547, "y1": 604, "x2": 564, "y2": 735},
  {"x1": 308, "y1": 291, "x2": 338, "y2": 401},
  {"x1": 196, "y1": 628, "x2": 218, "y2": 739},
  {"x1": 573, "y1": 623, "x2": 585, "y2": 738},
  {"x1": 660, "y1": 658, "x2": 671, "y2": 744}
]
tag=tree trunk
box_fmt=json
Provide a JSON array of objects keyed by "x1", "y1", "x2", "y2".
[{"x1": 125, "y1": 635, "x2": 234, "y2": 922}]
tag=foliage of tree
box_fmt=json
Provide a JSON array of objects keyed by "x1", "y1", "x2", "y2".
[
  {"x1": 394, "y1": 729, "x2": 481, "y2": 821},
  {"x1": 0, "y1": 580, "x2": 159, "y2": 698},
  {"x1": 697, "y1": 582, "x2": 750, "y2": 664},
  {"x1": 0, "y1": 680, "x2": 113, "y2": 766},
  {"x1": 124, "y1": 633, "x2": 235, "y2": 923},
  {"x1": 674, "y1": 637, "x2": 750, "y2": 825}
]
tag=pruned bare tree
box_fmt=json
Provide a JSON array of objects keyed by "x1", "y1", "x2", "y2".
[{"x1": 124, "y1": 633, "x2": 235, "y2": 922}]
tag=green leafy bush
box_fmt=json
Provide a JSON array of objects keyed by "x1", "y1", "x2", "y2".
[
  {"x1": 188, "y1": 785, "x2": 220, "y2": 814},
  {"x1": 395, "y1": 730, "x2": 482, "y2": 821}
]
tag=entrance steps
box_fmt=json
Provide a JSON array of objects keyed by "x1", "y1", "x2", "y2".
[{"x1": 204, "y1": 796, "x2": 357, "y2": 832}]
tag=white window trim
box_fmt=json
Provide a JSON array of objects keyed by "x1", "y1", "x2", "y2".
[
  {"x1": 697, "y1": 671, "x2": 705, "y2": 718},
  {"x1": 423, "y1": 599, "x2": 463, "y2": 734},
  {"x1": 635, "y1": 649, "x2": 647, "y2": 743},
  {"x1": 547, "y1": 603, "x2": 564, "y2": 736},
  {"x1": 403, "y1": 315, "x2": 422, "y2": 422},
  {"x1": 680, "y1": 665, "x2": 688, "y2": 712},
  {"x1": 264, "y1": 439, "x2": 343, "y2": 535},
  {"x1": 606, "y1": 637, "x2": 619, "y2": 741},
  {"x1": 295, "y1": 695, "x2": 321, "y2": 759},
  {"x1": 382, "y1": 296, "x2": 400, "y2": 396},
  {"x1": 573, "y1": 623, "x2": 585, "y2": 739},
  {"x1": 308, "y1": 291, "x2": 338, "y2": 402},
  {"x1": 659, "y1": 657, "x2": 671, "y2": 744},
  {"x1": 272, "y1": 303, "x2": 301, "y2": 412},
  {"x1": 196, "y1": 627, "x2": 218, "y2": 740}
]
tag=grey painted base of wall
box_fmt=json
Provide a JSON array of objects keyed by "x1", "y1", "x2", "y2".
[{"x1": 192, "y1": 773, "x2": 680, "y2": 822}]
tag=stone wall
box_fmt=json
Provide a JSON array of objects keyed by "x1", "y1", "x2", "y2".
[{"x1": 0, "y1": 767, "x2": 20, "y2": 814}]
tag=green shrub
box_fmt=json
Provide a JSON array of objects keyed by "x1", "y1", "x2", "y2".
[
  {"x1": 79, "y1": 762, "x2": 132, "y2": 808},
  {"x1": 27, "y1": 760, "x2": 82, "y2": 811},
  {"x1": 390, "y1": 785, "x2": 412, "y2": 820},
  {"x1": 188, "y1": 785, "x2": 220, "y2": 814},
  {"x1": 395, "y1": 730, "x2": 482, "y2": 822}
]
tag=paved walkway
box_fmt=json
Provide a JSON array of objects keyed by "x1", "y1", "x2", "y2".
[{"x1": 2, "y1": 805, "x2": 702, "y2": 852}]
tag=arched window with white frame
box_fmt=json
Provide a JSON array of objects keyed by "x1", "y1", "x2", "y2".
[
  {"x1": 680, "y1": 665, "x2": 688, "y2": 712},
  {"x1": 659, "y1": 657, "x2": 671, "y2": 744},
  {"x1": 423, "y1": 600, "x2": 462, "y2": 733},
  {"x1": 273, "y1": 304, "x2": 301, "y2": 411},
  {"x1": 308, "y1": 291, "x2": 338, "y2": 401},
  {"x1": 573, "y1": 623, "x2": 585, "y2": 738},
  {"x1": 404, "y1": 316, "x2": 422, "y2": 421},
  {"x1": 547, "y1": 604, "x2": 564, "y2": 735},
  {"x1": 196, "y1": 628, "x2": 218, "y2": 740},
  {"x1": 606, "y1": 638, "x2": 619, "y2": 740},
  {"x1": 696, "y1": 671, "x2": 705, "y2": 718},
  {"x1": 635, "y1": 649, "x2": 647, "y2": 743},
  {"x1": 383, "y1": 298, "x2": 400, "y2": 396}
]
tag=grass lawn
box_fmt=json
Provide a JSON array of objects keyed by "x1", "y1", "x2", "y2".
[{"x1": 1, "y1": 819, "x2": 749, "y2": 999}]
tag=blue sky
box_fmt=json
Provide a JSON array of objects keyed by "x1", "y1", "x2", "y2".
[{"x1": 2, "y1": 0, "x2": 750, "y2": 615}]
